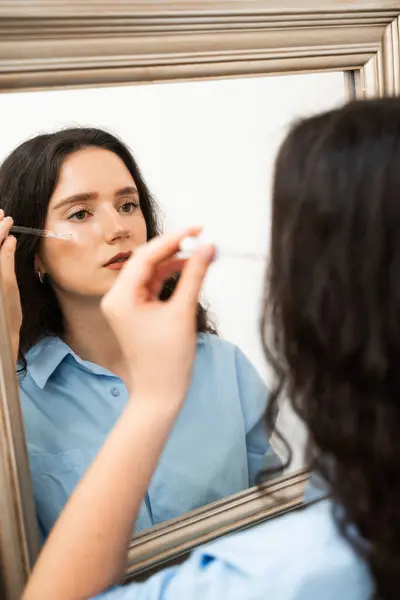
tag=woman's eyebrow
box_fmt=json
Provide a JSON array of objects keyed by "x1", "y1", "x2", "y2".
[
  {"x1": 52, "y1": 192, "x2": 98, "y2": 211},
  {"x1": 115, "y1": 187, "x2": 139, "y2": 197},
  {"x1": 52, "y1": 187, "x2": 138, "y2": 211}
]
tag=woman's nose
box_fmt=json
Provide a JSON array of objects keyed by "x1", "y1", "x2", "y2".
[{"x1": 98, "y1": 210, "x2": 131, "y2": 243}]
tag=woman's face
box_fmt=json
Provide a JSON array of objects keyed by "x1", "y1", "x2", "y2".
[{"x1": 35, "y1": 147, "x2": 147, "y2": 300}]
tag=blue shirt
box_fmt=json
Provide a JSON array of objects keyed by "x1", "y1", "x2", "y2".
[
  {"x1": 96, "y1": 499, "x2": 373, "y2": 600},
  {"x1": 19, "y1": 333, "x2": 278, "y2": 539}
]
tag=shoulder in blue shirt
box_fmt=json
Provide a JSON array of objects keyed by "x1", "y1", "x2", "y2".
[
  {"x1": 19, "y1": 333, "x2": 279, "y2": 538},
  {"x1": 96, "y1": 499, "x2": 373, "y2": 600}
]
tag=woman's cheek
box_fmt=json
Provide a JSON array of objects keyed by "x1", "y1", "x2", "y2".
[{"x1": 43, "y1": 239, "x2": 82, "y2": 279}]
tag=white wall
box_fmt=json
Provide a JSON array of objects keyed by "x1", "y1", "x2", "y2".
[{"x1": 0, "y1": 72, "x2": 346, "y2": 469}]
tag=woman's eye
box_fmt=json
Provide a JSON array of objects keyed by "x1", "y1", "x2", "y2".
[
  {"x1": 119, "y1": 201, "x2": 139, "y2": 214},
  {"x1": 69, "y1": 209, "x2": 89, "y2": 221}
]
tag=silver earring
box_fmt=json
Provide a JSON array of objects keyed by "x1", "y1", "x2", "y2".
[{"x1": 37, "y1": 270, "x2": 44, "y2": 284}]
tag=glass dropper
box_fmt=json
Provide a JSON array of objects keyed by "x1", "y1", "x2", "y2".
[{"x1": 10, "y1": 225, "x2": 73, "y2": 240}]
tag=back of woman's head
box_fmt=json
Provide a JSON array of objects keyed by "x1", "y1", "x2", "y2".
[
  {"x1": 0, "y1": 127, "x2": 215, "y2": 364},
  {"x1": 264, "y1": 97, "x2": 400, "y2": 600}
]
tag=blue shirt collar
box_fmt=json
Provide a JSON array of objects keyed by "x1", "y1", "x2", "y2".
[
  {"x1": 25, "y1": 337, "x2": 72, "y2": 389},
  {"x1": 25, "y1": 333, "x2": 209, "y2": 390}
]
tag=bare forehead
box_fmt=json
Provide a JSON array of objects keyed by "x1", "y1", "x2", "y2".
[
  {"x1": 49, "y1": 147, "x2": 137, "y2": 207},
  {"x1": 58, "y1": 147, "x2": 133, "y2": 181}
]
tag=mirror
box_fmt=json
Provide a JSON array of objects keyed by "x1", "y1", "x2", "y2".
[
  {"x1": 0, "y1": 71, "x2": 347, "y2": 538},
  {"x1": 0, "y1": 2, "x2": 398, "y2": 598}
]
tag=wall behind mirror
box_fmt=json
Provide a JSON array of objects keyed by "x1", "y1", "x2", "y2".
[{"x1": 0, "y1": 71, "x2": 346, "y2": 476}]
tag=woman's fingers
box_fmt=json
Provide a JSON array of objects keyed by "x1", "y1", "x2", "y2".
[
  {"x1": 0, "y1": 212, "x2": 13, "y2": 245},
  {"x1": 149, "y1": 258, "x2": 186, "y2": 299},
  {"x1": 123, "y1": 228, "x2": 202, "y2": 288},
  {"x1": 0, "y1": 211, "x2": 16, "y2": 288},
  {"x1": 174, "y1": 244, "x2": 215, "y2": 306},
  {"x1": 154, "y1": 257, "x2": 187, "y2": 281},
  {"x1": 103, "y1": 229, "x2": 213, "y2": 319},
  {"x1": 0, "y1": 235, "x2": 17, "y2": 286},
  {"x1": 0, "y1": 231, "x2": 22, "y2": 363},
  {"x1": 130, "y1": 233, "x2": 214, "y2": 306},
  {"x1": 150, "y1": 246, "x2": 215, "y2": 303},
  {"x1": 107, "y1": 229, "x2": 202, "y2": 305}
]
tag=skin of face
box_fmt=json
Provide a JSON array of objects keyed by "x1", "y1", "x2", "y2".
[{"x1": 34, "y1": 147, "x2": 148, "y2": 302}]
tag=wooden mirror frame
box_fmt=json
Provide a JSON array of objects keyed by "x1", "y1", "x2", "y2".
[{"x1": 0, "y1": 2, "x2": 399, "y2": 598}]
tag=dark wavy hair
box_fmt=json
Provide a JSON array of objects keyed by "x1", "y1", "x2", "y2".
[
  {"x1": 261, "y1": 97, "x2": 400, "y2": 600},
  {"x1": 0, "y1": 127, "x2": 216, "y2": 371}
]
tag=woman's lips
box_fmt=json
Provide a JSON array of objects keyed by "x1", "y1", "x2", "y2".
[
  {"x1": 105, "y1": 261, "x2": 127, "y2": 270},
  {"x1": 103, "y1": 251, "x2": 132, "y2": 269}
]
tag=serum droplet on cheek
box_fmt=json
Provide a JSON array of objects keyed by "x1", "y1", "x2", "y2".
[{"x1": 51, "y1": 224, "x2": 84, "y2": 245}]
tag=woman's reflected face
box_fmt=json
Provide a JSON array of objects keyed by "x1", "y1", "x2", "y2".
[{"x1": 35, "y1": 147, "x2": 147, "y2": 299}]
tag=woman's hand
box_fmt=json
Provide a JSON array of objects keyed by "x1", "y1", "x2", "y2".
[
  {"x1": 101, "y1": 228, "x2": 215, "y2": 410},
  {"x1": 0, "y1": 211, "x2": 22, "y2": 363}
]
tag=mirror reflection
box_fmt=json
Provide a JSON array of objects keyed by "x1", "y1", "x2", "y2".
[{"x1": 0, "y1": 71, "x2": 346, "y2": 539}]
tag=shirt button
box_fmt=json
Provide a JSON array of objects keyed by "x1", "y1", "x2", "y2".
[{"x1": 110, "y1": 387, "x2": 120, "y2": 397}]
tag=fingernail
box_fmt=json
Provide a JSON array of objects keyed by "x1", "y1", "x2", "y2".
[{"x1": 4, "y1": 216, "x2": 12, "y2": 224}]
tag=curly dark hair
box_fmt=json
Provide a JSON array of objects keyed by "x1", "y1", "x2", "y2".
[
  {"x1": 261, "y1": 97, "x2": 400, "y2": 600},
  {"x1": 0, "y1": 127, "x2": 216, "y2": 372}
]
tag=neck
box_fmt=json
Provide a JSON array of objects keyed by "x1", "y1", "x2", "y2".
[{"x1": 59, "y1": 296, "x2": 128, "y2": 382}]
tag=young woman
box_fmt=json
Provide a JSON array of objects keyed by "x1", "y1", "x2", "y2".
[
  {"x1": 20, "y1": 96, "x2": 400, "y2": 600},
  {"x1": 0, "y1": 127, "x2": 278, "y2": 539}
]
